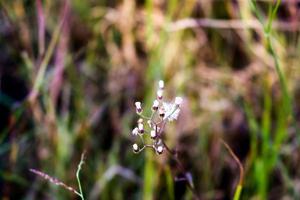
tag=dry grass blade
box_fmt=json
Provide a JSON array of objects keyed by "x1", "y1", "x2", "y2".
[
  {"x1": 220, "y1": 139, "x2": 244, "y2": 200},
  {"x1": 220, "y1": 139, "x2": 244, "y2": 186}
]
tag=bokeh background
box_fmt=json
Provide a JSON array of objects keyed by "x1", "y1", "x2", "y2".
[{"x1": 1, "y1": 0, "x2": 300, "y2": 199}]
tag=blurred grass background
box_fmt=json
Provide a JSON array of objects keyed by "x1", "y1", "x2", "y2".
[{"x1": 1, "y1": 0, "x2": 300, "y2": 199}]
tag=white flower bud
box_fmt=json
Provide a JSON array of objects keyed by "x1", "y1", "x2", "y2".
[
  {"x1": 175, "y1": 97, "x2": 183, "y2": 106},
  {"x1": 137, "y1": 118, "x2": 143, "y2": 124},
  {"x1": 152, "y1": 100, "x2": 159, "y2": 111},
  {"x1": 157, "y1": 89, "x2": 163, "y2": 100},
  {"x1": 159, "y1": 107, "x2": 165, "y2": 118},
  {"x1": 138, "y1": 123, "x2": 144, "y2": 133},
  {"x1": 150, "y1": 130, "x2": 156, "y2": 139},
  {"x1": 156, "y1": 146, "x2": 164, "y2": 154},
  {"x1": 135, "y1": 102, "x2": 142, "y2": 113},
  {"x1": 132, "y1": 127, "x2": 138, "y2": 136},
  {"x1": 133, "y1": 143, "x2": 139, "y2": 152},
  {"x1": 158, "y1": 80, "x2": 164, "y2": 89}
]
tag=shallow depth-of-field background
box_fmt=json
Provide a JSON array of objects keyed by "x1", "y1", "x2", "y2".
[{"x1": 1, "y1": 0, "x2": 300, "y2": 199}]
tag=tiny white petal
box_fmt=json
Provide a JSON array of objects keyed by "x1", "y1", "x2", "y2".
[{"x1": 158, "y1": 80, "x2": 164, "y2": 89}]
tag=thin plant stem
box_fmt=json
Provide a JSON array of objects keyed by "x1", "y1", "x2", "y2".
[
  {"x1": 233, "y1": 185, "x2": 243, "y2": 200},
  {"x1": 251, "y1": 0, "x2": 300, "y2": 142},
  {"x1": 162, "y1": 140, "x2": 200, "y2": 200},
  {"x1": 76, "y1": 152, "x2": 86, "y2": 200},
  {"x1": 251, "y1": 1, "x2": 291, "y2": 117},
  {"x1": 29, "y1": 152, "x2": 87, "y2": 199}
]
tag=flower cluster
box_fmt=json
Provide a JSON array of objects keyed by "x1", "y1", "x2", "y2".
[{"x1": 131, "y1": 80, "x2": 183, "y2": 155}]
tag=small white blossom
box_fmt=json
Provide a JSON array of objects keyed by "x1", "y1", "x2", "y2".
[
  {"x1": 175, "y1": 97, "x2": 183, "y2": 106},
  {"x1": 135, "y1": 102, "x2": 142, "y2": 113},
  {"x1": 132, "y1": 127, "x2": 139, "y2": 136},
  {"x1": 133, "y1": 143, "x2": 139, "y2": 152},
  {"x1": 152, "y1": 100, "x2": 159, "y2": 110},
  {"x1": 158, "y1": 80, "x2": 164, "y2": 89},
  {"x1": 150, "y1": 130, "x2": 156, "y2": 139},
  {"x1": 162, "y1": 102, "x2": 180, "y2": 121},
  {"x1": 138, "y1": 118, "x2": 143, "y2": 124},
  {"x1": 156, "y1": 146, "x2": 164, "y2": 154},
  {"x1": 157, "y1": 89, "x2": 163, "y2": 100},
  {"x1": 159, "y1": 107, "x2": 165, "y2": 118},
  {"x1": 138, "y1": 123, "x2": 144, "y2": 133}
]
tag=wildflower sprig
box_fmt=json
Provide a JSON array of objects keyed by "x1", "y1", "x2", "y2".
[
  {"x1": 131, "y1": 81, "x2": 201, "y2": 199},
  {"x1": 131, "y1": 80, "x2": 183, "y2": 155}
]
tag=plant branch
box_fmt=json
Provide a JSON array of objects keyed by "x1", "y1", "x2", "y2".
[{"x1": 162, "y1": 140, "x2": 200, "y2": 200}]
